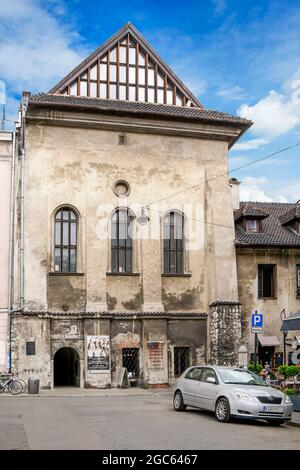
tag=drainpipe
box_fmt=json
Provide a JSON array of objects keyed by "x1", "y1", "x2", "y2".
[{"x1": 7, "y1": 130, "x2": 16, "y2": 372}]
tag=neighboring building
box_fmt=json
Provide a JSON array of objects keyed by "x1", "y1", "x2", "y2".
[
  {"x1": 10, "y1": 23, "x2": 251, "y2": 388},
  {"x1": 0, "y1": 130, "x2": 13, "y2": 372},
  {"x1": 235, "y1": 199, "x2": 300, "y2": 367}
]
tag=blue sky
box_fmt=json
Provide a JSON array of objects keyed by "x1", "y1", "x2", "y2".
[{"x1": 1, "y1": 0, "x2": 300, "y2": 202}]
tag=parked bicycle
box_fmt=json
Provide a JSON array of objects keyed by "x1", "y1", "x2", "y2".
[{"x1": 0, "y1": 375, "x2": 23, "y2": 395}]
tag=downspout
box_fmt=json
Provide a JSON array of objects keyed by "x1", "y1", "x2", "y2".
[{"x1": 7, "y1": 130, "x2": 16, "y2": 371}]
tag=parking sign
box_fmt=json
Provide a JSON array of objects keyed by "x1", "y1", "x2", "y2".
[{"x1": 251, "y1": 312, "x2": 263, "y2": 333}]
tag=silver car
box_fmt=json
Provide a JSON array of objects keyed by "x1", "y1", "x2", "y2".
[{"x1": 173, "y1": 366, "x2": 293, "y2": 425}]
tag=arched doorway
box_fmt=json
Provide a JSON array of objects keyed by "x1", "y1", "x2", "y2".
[{"x1": 54, "y1": 347, "x2": 80, "y2": 387}]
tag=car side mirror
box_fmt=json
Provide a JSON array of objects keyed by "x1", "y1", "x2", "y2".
[{"x1": 207, "y1": 376, "x2": 216, "y2": 384}]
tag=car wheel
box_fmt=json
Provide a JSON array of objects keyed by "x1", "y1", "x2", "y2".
[
  {"x1": 173, "y1": 391, "x2": 186, "y2": 411},
  {"x1": 267, "y1": 420, "x2": 285, "y2": 426},
  {"x1": 215, "y1": 398, "x2": 231, "y2": 423}
]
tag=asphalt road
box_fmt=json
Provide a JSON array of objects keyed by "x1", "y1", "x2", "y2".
[{"x1": 0, "y1": 392, "x2": 299, "y2": 450}]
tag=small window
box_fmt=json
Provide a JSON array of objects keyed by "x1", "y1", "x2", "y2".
[
  {"x1": 246, "y1": 219, "x2": 261, "y2": 233},
  {"x1": 258, "y1": 264, "x2": 276, "y2": 298},
  {"x1": 297, "y1": 265, "x2": 300, "y2": 297},
  {"x1": 26, "y1": 341, "x2": 36, "y2": 356}
]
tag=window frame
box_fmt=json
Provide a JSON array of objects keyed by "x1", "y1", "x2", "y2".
[
  {"x1": 258, "y1": 264, "x2": 277, "y2": 299},
  {"x1": 163, "y1": 210, "x2": 185, "y2": 274},
  {"x1": 245, "y1": 218, "x2": 262, "y2": 233},
  {"x1": 54, "y1": 207, "x2": 78, "y2": 273}
]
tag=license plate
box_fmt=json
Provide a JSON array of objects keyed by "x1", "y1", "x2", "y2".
[{"x1": 263, "y1": 406, "x2": 283, "y2": 413}]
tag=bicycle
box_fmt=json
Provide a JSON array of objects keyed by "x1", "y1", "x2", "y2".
[{"x1": 0, "y1": 375, "x2": 23, "y2": 395}]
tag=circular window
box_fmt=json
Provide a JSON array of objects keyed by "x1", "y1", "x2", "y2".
[{"x1": 113, "y1": 180, "x2": 130, "y2": 198}]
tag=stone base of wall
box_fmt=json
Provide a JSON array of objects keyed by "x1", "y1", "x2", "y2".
[{"x1": 209, "y1": 301, "x2": 242, "y2": 366}]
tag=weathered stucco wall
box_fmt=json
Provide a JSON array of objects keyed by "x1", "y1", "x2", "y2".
[{"x1": 237, "y1": 248, "x2": 300, "y2": 354}]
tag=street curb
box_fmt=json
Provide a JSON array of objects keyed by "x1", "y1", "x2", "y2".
[{"x1": 288, "y1": 421, "x2": 300, "y2": 428}]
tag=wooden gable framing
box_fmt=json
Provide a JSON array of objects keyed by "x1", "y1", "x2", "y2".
[{"x1": 49, "y1": 23, "x2": 202, "y2": 108}]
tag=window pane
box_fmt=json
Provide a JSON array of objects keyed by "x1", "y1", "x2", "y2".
[
  {"x1": 110, "y1": 47, "x2": 117, "y2": 62},
  {"x1": 157, "y1": 74, "x2": 164, "y2": 87},
  {"x1": 100, "y1": 63, "x2": 107, "y2": 80},
  {"x1": 70, "y1": 80, "x2": 77, "y2": 95},
  {"x1": 111, "y1": 249, "x2": 118, "y2": 272},
  {"x1": 80, "y1": 81, "x2": 87, "y2": 96},
  {"x1": 110, "y1": 65, "x2": 117, "y2": 82},
  {"x1": 119, "y1": 249, "x2": 125, "y2": 272},
  {"x1": 63, "y1": 222, "x2": 69, "y2": 244},
  {"x1": 138, "y1": 51, "x2": 145, "y2": 66},
  {"x1": 100, "y1": 83, "x2": 107, "y2": 98},
  {"x1": 176, "y1": 251, "x2": 183, "y2": 273},
  {"x1": 129, "y1": 67, "x2": 136, "y2": 84},
  {"x1": 70, "y1": 249, "x2": 76, "y2": 272},
  {"x1": 62, "y1": 248, "x2": 69, "y2": 272},
  {"x1": 55, "y1": 221, "x2": 61, "y2": 244},
  {"x1": 147, "y1": 88, "x2": 155, "y2": 103},
  {"x1": 138, "y1": 87, "x2": 145, "y2": 102},
  {"x1": 54, "y1": 248, "x2": 61, "y2": 272},
  {"x1": 167, "y1": 89, "x2": 173, "y2": 104},
  {"x1": 70, "y1": 222, "x2": 77, "y2": 245},
  {"x1": 119, "y1": 65, "x2": 126, "y2": 82},
  {"x1": 90, "y1": 82, "x2": 97, "y2": 97},
  {"x1": 157, "y1": 89, "x2": 164, "y2": 103},
  {"x1": 148, "y1": 69, "x2": 154, "y2": 86},
  {"x1": 129, "y1": 86, "x2": 136, "y2": 101},
  {"x1": 110, "y1": 84, "x2": 117, "y2": 99},
  {"x1": 70, "y1": 210, "x2": 76, "y2": 220},
  {"x1": 163, "y1": 250, "x2": 169, "y2": 273},
  {"x1": 62, "y1": 210, "x2": 69, "y2": 220},
  {"x1": 90, "y1": 64, "x2": 97, "y2": 80},
  {"x1": 169, "y1": 251, "x2": 176, "y2": 273},
  {"x1": 138, "y1": 67, "x2": 145, "y2": 85},
  {"x1": 101, "y1": 54, "x2": 107, "y2": 62},
  {"x1": 119, "y1": 85, "x2": 126, "y2": 100},
  {"x1": 126, "y1": 249, "x2": 132, "y2": 272},
  {"x1": 119, "y1": 46, "x2": 126, "y2": 63},
  {"x1": 129, "y1": 47, "x2": 136, "y2": 64},
  {"x1": 176, "y1": 94, "x2": 182, "y2": 106}
]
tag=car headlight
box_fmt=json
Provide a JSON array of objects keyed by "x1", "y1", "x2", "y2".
[
  {"x1": 234, "y1": 391, "x2": 256, "y2": 402},
  {"x1": 283, "y1": 394, "x2": 292, "y2": 404}
]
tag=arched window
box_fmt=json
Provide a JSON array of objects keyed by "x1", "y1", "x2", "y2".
[
  {"x1": 163, "y1": 211, "x2": 184, "y2": 274},
  {"x1": 54, "y1": 207, "x2": 78, "y2": 272},
  {"x1": 111, "y1": 208, "x2": 134, "y2": 273}
]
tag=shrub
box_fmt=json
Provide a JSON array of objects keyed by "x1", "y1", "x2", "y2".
[
  {"x1": 283, "y1": 387, "x2": 297, "y2": 395},
  {"x1": 248, "y1": 363, "x2": 263, "y2": 374},
  {"x1": 278, "y1": 365, "x2": 300, "y2": 378}
]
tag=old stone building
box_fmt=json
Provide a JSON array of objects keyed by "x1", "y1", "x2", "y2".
[
  {"x1": 9, "y1": 23, "x2": 251, "y2": 388},
  {"x1": 234, "y1": 197, "x2": 300, "y2": 366}
]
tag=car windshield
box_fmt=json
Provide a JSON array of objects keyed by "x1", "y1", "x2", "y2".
[{"x1": 218, "y1": 368, "x2": 268, "y2": 386}]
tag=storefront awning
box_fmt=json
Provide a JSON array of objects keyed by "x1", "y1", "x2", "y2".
[
  {"x1": 258, "y1": 335, "x2": 281, "y2": 347},
  {"x1": 281, "y1": 311, "x2": 300, "y2": 332}
]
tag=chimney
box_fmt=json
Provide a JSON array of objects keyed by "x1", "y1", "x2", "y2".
[{"x1": 229, "y1": 178, "x2": 240, "y2": 210}]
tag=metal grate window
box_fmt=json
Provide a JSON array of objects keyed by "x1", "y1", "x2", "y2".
[
  {"x1": 122, "y1": 348, "x2": 139, "y2": 379},
  {"x1": 174, "y1": 347, "x2": 190, "y2": 377},
  {"x1": 26, "y1": 341, "x2": 36, "y2": 356}
]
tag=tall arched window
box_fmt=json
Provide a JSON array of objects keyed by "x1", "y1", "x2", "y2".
[
  {"x1": 111, "y1": 208, "x2": 134, "y2": 273},
  {"x1": 163, "y1": 211, "x2": 184, "y2": 274},
  {"x1": 54, "y1": 207, "x2": 78, "y2": 272}
]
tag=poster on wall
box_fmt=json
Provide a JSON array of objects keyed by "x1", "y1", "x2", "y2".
[{"x1": 87, "y1": 335, "x2": 110, "y2": 373}]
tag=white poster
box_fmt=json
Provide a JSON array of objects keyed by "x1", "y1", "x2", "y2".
[{"x1": 87, "y1": 335, "x2": 110, "y2": 373}]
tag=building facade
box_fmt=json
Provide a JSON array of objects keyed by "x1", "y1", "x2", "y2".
[
  {"x1": 235, "y1": 199, "x2": 300, "y2": 366},
  {"x1": 0, "y1": 130, "x2": 13, "y2": 372},
  {"x1": 10, "y1": 23, "x2": 251, "y2": 388}
]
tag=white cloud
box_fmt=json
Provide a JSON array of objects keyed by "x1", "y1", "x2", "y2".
[
  {"x1": 216, "y1": 85, "x2": 248, "y2": 101},
  {"x1": 232, "y1": 137, "x2": 269, "y2": 151},
  {"x1": 0, "y1": 0, "x2": 87, "y2": 94},
  {"x1": 237, "y1": 70, "x2": 300, "y2": 140},
  {"x1": 240, "y1": 176, "x2": 288, "y2": 203},
  {"x1": 212, "y1": 0, "x2": 227, "y2": 16}
]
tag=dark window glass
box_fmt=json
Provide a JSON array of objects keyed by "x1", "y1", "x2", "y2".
[
  {"x1": 163, "y1": 211, "x2": 184, "y2": 273},
  {"x1": 200, "y1": 368, "x2": 218, "y2": 384},
  {"x1": 111, "y1": 209, "x2": 133, "y2": 273},
  {"x1": 174, "y1": 347, "x2": 189, "y2": 377},
  {"x1": 54, "y1": 207, "x2": 78, "y2": 272},
  {"x1": 185, "y1": 367, "x2": 202, "y2": 381},
  {"x1": 258, "y1": 264, "x2": 276, "y2": 298},
  {"x1": 26, "y1": 341, "x2": 36, "y2": 356}
]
